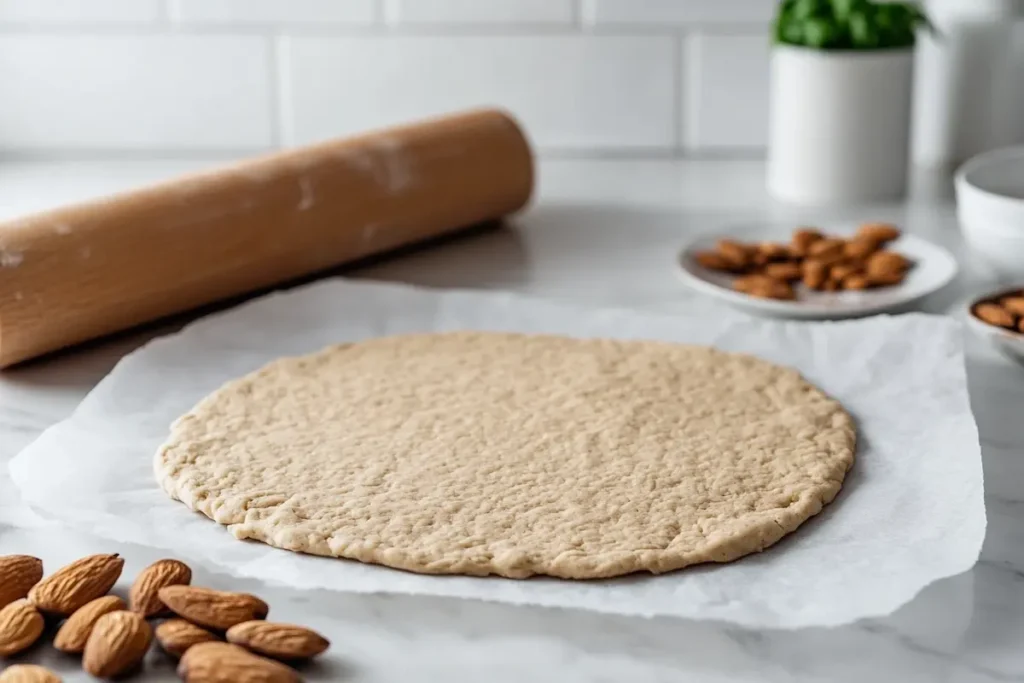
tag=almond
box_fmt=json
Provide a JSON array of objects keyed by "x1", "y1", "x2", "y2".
[
  {"x1": 83, "y1": 610, "x2": 152, "y2": 679},
  {"x1": 0, "y1": 664, "x2": 62, "y2": 683},
  {"x1": 857, "y1": 222, "x2": 901, "y2": 244},
  {"x1": 791, "y1": 228, "x2": 823, "y2": 256},
  {"x1": 974, "y1": 302, "x2": 1017, "y2": 329},
  {"x1": 178, "y1": 642, "x2": 299, "y2": 683},
  {"x1": 807, "y1": 238, "x2": 846, "y2": 265},
  {"x1": 715, "y1": 239, "x2": 752, "y2": 270},
  {"x1": 53, "y1": 595, "x2": 126, "y2": 654},
  {"x1": 0, "y1": 556, "x2": 44, "y2": 610},
  {"x1": 865, "y1": 251, "x2": 909, "y2": 279},
  {"x1": 28, "y1": 554, "x2": 123, "y2": 616},
  {"x1": 843, "y1": 237, "x2": 880, "y2": 261},
  {"x1": 227, "y1": 621, "x2": 330, "y2": 660},
  {"x1": 130, "y1": 559, "x2": 192, "y2": 617},
  {"x1": 762, "y1": 262, "x2": 802, "y2": 282},
  {"x1": 159, "y1": 586, "x2": 269, "y2": 631},
  {"x1": 155, "y1": 618, "x2": 220, "y2": 657},
  {"x1": 0, "y1": 599, "x2": 44, "y2": 657},
  {"x1": 1001, "y1": 296, "x2": 1024, "y2": 317},
  {"x1": 842, "y1": 274, "x2": 870, "y2": 291},
  {"x1": 829, "y1": 262, "x2": 862, "y2": 282},
  {"x1": 755, "y1": 241, "x2": 790, "y2": 263},
  {"x1": 802, "y1": 259, "x2": 828, "y2": 290},
  {"x1": 693, "y1": 250, "x2": 732, "y2": 272},
  {"x1": 867, "y1": 271, "x2": 905, "y2": 287}
]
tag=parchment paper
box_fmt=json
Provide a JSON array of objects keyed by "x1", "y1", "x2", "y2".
[{"x1": 9, "y1": 279, "x2": 985, "y2": 629}]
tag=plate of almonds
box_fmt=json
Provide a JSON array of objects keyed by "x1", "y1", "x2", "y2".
[
  {"x1": 678, "y1": 222, "x2": 959, "y2": 319},
  {"x1": 967, "y1": 288, "x2": 1024, "y2": 364}
]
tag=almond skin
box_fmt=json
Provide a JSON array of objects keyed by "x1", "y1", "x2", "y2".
[
  {"x1": 227, "y1": 620, "x2": 330, "y2": 660},
  {"x1": 159, "y1": 586, "x2": 268, "y2": 631},
  {"x1": 0, "y1": 556, "x2": 44, "y2": 610},
  {"x1": 0, "y1": 664, "x2": 62, "y2": 683},
  {"x1": 28, "y1": 554, "x2": 124, "y2": 616},
  {"x1": 0, "y1": 599, "x2": 45, "y2": 656},
  {"x1": 53, "y1": 595, "x2": 126, "y2": 654},
  {"x1": 1001, "y1": 296, "x2": 1024, "y2": 317},
  {"x1": 83, "y1": 610, "x2": 152, "y2": 679},
  {"x1": 975, "y1": 302, "x2": 1017, "y2": 329},
  {"x1": 155, "y1": 618, "x2": 220, "y2": 657},
  {"x1": 130, "y1": 559, "x2": 192, "y2": 617},
  {"x1": 178, "y1": 642, "x2": 299, "y2": 683}
]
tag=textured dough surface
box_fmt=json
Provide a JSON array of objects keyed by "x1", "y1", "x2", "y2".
[{"x1": 155, "y1": 332, "x2": 855, "y2": 579}]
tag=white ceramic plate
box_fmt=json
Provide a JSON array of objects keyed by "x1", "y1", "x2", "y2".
[
  {"x1": 677, "y1": 225, "x2": 959, "y2": 320},
  {"x1": 964, "y1": 290, "x2": 1024, "y2": 365}
]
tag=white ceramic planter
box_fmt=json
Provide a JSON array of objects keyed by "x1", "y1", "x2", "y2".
[{"x1": 767, "y1": 46, "x2": 915, "y2": 206}]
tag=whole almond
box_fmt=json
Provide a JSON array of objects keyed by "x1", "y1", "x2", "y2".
[
  {"x1": 975, "y1": 302, "x2": 1017, "y2": 329},
  {"x1": 802, "y1": 259, "x2": 828, "y2": 290},
  {"x1": 83, "y1": 610, "x2": 152, "y2": 679},
  {"x1": 155, "y1": 618, "x2": 220, "y2": 657},
  {"x1": 842, "y1": 274, "x2": 870, "y2": 291},
  {"x1": 693, "y1": 250, "x2": 732, "y2": 272},
  {"x1": 843, "y1": 237, "x2": 880, "y2": 261},
  {"x1": 1001, "y1": 296, "x2": 1024, "y2": 316},
  {"x1": 178, "y1": 642, "x2": 299, "y2": 683},
  {"x1": 0, "y1": 556, "x2": 44, "y2": 609},
  {"x1": 0, "y1": 664, "x2": 62, "y2": 683},
  {"x1": 715, "y1": 239, "x2": 751, "y2": 270},
  {"x1": 130, "y1": 559, "x2": 192, "y2": 617},
  {"x1": 866, "y1": 251, "x2": 909, "y2": 278},
  {"x1": 762, "y1": 262, "x2": 802, "y2": 282},
  {"x1": 857, "y1": 222, "x2": 901, "y2": 244},
  {"x1": 807, "y1": 238, "x2": 846, "y2": 265},
  {"x1": 227, "y1": 620, "x2": 330, "y2": 660},
  {"x1": 53, "y1": 595, "x2": 126, "y2": 654},
  {"x1": 28, "y1": 554, "x2": 123, "y2": 616},
  {"x1": 159, "y1": 586, "x2": 269, "y2": 631},
  {"x1": 0, "y1": 599, "x2": 45, "y2": 656},
  {"x1": 791, "y1": 228, "x2": 823, "y2": 256}
]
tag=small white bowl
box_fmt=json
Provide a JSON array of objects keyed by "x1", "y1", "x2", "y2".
[
  {"x1": 965, "y1": 289, "x2": 1024, "y2": 365},
  {"x1": 955, "y1": 147, "x2": 1024, "y2": 279}
]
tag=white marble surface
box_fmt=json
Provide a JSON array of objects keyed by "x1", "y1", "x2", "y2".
[{"x1": 1, "y1": 158, "x2": 1022, "y2": 682}]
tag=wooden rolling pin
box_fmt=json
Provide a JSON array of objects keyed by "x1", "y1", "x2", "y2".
[{"x1": 0, "y1": 108, "x2": 534, "y2": 368}]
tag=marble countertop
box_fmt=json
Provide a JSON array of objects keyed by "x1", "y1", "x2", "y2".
[{"x1": 1, "y1": 158, "x2": 1022, "y2": 682}]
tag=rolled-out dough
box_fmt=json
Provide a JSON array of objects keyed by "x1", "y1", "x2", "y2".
[{"x1": 155, "y1": 332, "x2": 855, "y2": 579}]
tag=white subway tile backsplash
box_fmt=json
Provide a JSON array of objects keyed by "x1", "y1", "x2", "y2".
[
  {"x1": 683, "y1": 34, "x2": 771, "y2": 150},
  {"x1": 170, "y1": 0, "x2": 376, "y2": 26},
  {"x1": 584, "y1": 0, "x2": 776, "y2": 26},
  {"x1": 0, "y1": 36, "x2": 273, "y2": 151},
  {"x1": 280, "y1": 36, "x2": 676, "y2": 150},
  {"x1": 0, "y1": 0, "x2": 779, "y2": 155},
  {"x1": 0, "y1": 0, "x2": 162, "y2": 24},
  {"x1": 384, "y1": 0, "x2": 575, "y2": 25}
]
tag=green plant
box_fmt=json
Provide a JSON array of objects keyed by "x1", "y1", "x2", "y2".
[{"x1": 774, "y1": 0, "x2": 932, "y2": 50}]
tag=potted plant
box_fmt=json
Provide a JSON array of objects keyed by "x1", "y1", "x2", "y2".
[{"x1": 767, "y1": 0, "x2": 933, "y2": 205}]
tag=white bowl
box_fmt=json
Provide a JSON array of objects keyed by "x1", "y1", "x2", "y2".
[
  {"x1": 964, "y1": 289, "x2": 1024, "y2": 365},
  {"x1": 677, "y1": 224, "x2": 958, "y2": 320},
  {"x1": 955, "y1": 147, "x2": 1024, "y2": 279}
]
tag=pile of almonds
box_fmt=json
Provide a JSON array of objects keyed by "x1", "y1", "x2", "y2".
[
  {"x1": 0, "y1": 553, "x2": 328, "y2": 682},
  {"x1": 694, "y1": 222, "x2": 912, "y2": 300},
  {"x1": 972, "y1": 290, "x2": 1024, "y2": 334}
]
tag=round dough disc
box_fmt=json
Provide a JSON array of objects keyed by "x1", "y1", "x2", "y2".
[{"x1": 156, "y1": 332, "x2": 855, "y2": 580}]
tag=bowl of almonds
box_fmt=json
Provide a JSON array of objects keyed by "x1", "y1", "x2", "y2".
[
  {"x1": 678, "y1": 222, "x2": 959, "y2": 319},
  {"x1": 967, "y1": 289, "x2": 1024, "y2": 364}
]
